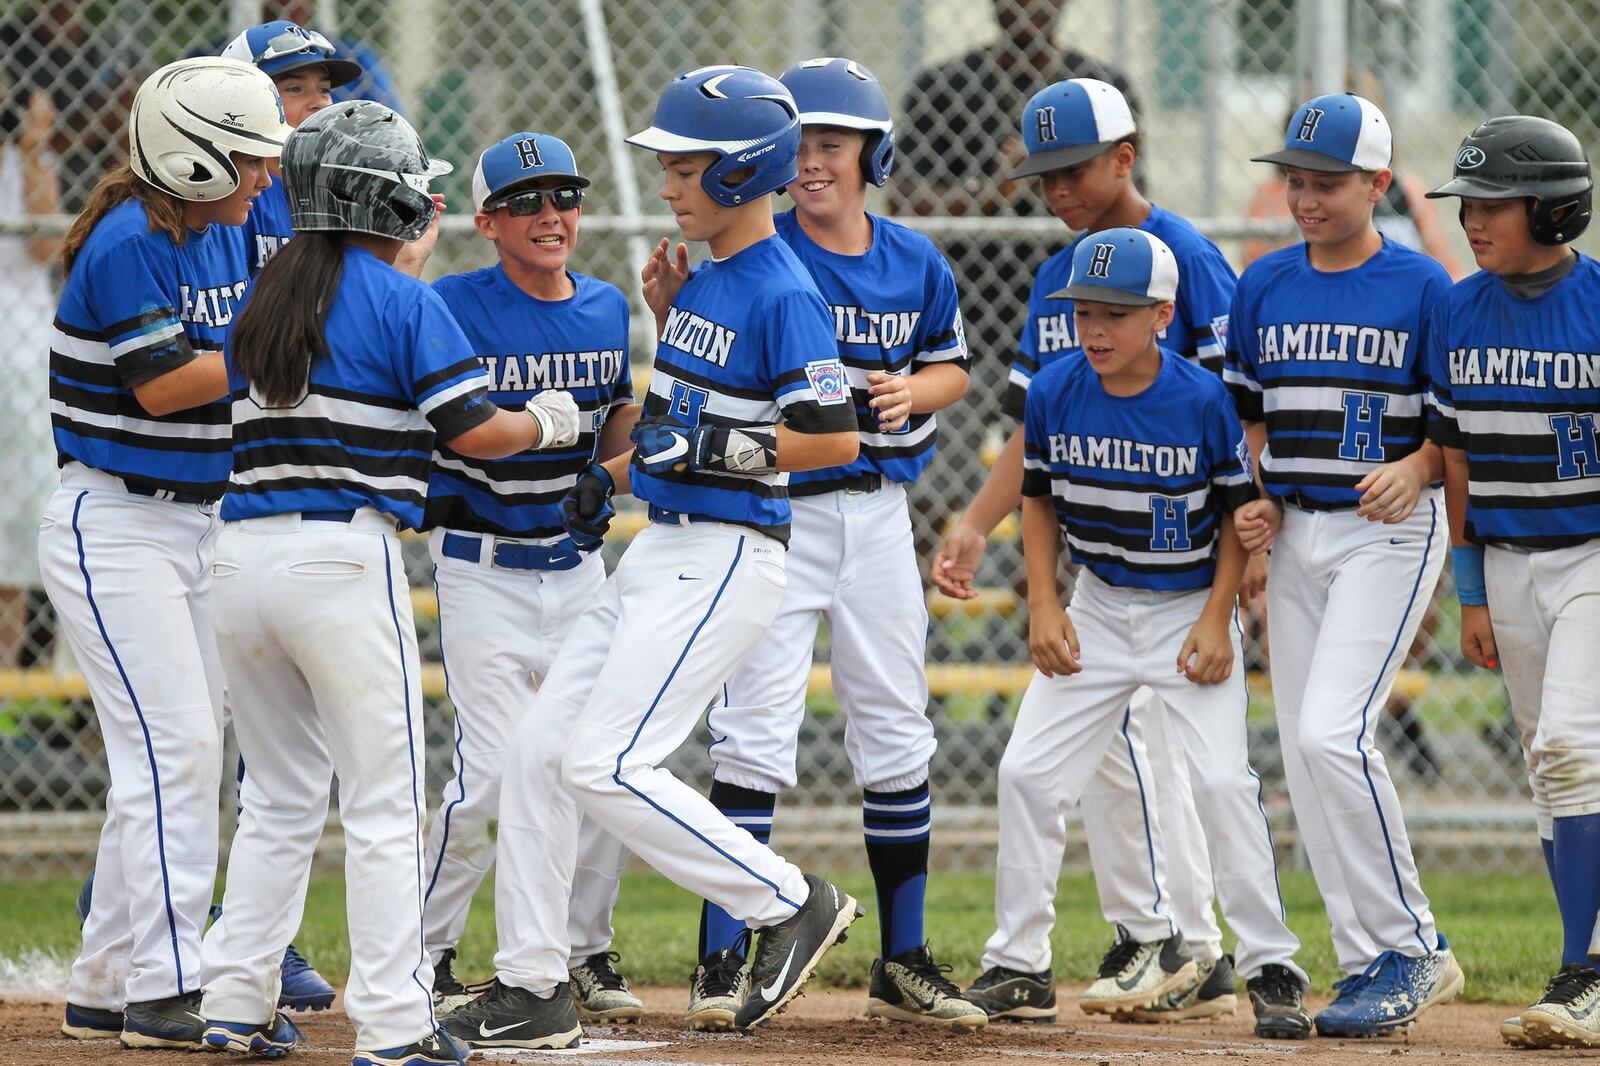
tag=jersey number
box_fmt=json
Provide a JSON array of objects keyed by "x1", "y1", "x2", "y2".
[
  {"x1": 1149, "y1": 496, "x2": 1192, "y2": 552},
  {"x1": 1550, "y1": 412, "x2": 1599, "y2": 480},
  {"x1": 668, "y1": 381, "x2": 710, "y2": 426},
  {"x1": 1338, "y1": 391, "x2": 1388, "y2": 462}
]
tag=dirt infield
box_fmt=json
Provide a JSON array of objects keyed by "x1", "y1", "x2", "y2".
[{"x1": 2, "y1": 986, "x2": 1591, "y2": 1065}]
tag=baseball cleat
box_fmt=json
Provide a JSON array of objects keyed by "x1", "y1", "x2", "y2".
[
  {"x1": 1127, "y1": 954, "x2": 1238, "y2": 1023},
  {"x1": 733, "y1": 874, "x2": 861, "y2": 1031},
  {"x1": 120, "y1": 990, "x2": 207, "y2": 1049},
  {"x1": 685, "y1": 940, "x2": 751, "y2": 1031},
  {"x1": 278, "y1": 942, "x2": 337, "y2": 1011},
  {"x1": 569, "y1": 950, "x2": 644, "y2": 1023},
  {"x1": 440, "y1": 978, "x2": 581, "y2": 1049},
  {"x1": 1500, "y1": 1015, "x2": 1534, "y2": 1047},
  {"x1": 1314, "y1": 933, "x2": 1464, "y2": 1038},
  {"x1": 1246, "y1": 962, "x2": 1311, "y2": 1039},
  {"x1": 964, "y1": 965, "x2": 1057, "y2": 1023},
  {"x1": 866, "y1": 943, "x2": 988, "y2": 1027},
  {"x1": 351, "y1": 1027, "x2": 470, "y2": 1066},
  {"x1": 432, "y1": 948, "x2": 476, "y2": 1017},
  {"x1": 61, "y1": 1002, "x2": 123, "y2": 1040},
  {"x1": 202, "y1": 1013, "x2": 304, "y2": 1057},
  {"x1": 1079, "y1": 926, "x2": 1199, "y2": 1015},
  {"x1": 1519, "y1": 964, "x2": 1600, "y2": 1048}
]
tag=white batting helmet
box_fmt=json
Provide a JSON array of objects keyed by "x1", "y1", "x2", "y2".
[{"x1": 129, "y1": 58, "x2": 292, "y2": 202}]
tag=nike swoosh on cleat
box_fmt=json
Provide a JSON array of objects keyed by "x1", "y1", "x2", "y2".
[
  {"x1": 760, "y1": 944, "x2": 800, "y2": 1002},
  {"x1": 1115, "y1": 954, "x2": 1154, "y2": 992},
  {"x1": 478, "y1": 1020, "x2": 529, "y2": 1038}
]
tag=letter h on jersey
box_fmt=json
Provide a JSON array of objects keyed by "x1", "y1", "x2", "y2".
[
  {"x1": 1149, "y1": 495, "x2": 1192, "y2": 552},
  {"x1": 1338, "y1": 391, "x2": 1388, "y2": 462},
  {"x1": 1549, "y1": 412, "x2": 1600, "y2": 480}
]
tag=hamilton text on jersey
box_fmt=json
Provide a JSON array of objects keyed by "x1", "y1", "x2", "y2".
[
  {"x1": 660, "y1": 306, "x2": 737, "y2": 368},
  {"x1": 478, "y1": 349, "x2": 626, "y2": 391},
  {"x1": 1255, "y1": 323, "x2": 1410, "y2": 367},
  {"x1": 1448, "y1": 346, "x2": 1600, "y2": 389},
  {"x1": 1047, "y1": 433, "x2": 1200, "y2": 478}
]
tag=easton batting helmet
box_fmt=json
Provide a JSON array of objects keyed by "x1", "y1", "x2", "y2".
[
  {"x1": 1426, "y1": 115, "x2": 1593, "y2": 245},
  {"x1": 778, "y1": 57, "x2": 894, "y2": 186},
  {"x1": 129, "y1": 58, "x2": 291, "y2": 202},
  {"x1": 627, "y1": 65, "x2": 800, "y2": 207},
  {"x1": 282, "y1": 101, "x2": 452, "y2": 241}
]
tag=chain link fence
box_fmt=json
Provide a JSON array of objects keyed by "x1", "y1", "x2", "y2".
[{"x1": 2, "y1": 0, "x2": 1589, "y2": 879}]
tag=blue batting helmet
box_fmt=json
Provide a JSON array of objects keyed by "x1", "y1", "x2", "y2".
[
  {"x1": 626, "y1": 65, "x2": 800, "y2": 207},
  {"x1": 778, "y1": 57, "x2": 894, "y2": 186}
]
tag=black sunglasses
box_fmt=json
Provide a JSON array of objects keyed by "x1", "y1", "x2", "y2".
[{"x1": 490, "y1": 187, "x2": 585, "y2": 215}]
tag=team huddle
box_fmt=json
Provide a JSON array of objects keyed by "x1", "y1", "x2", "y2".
[{"x1": 40, "y1": 16, "x2": 1600, "y2": 1066}]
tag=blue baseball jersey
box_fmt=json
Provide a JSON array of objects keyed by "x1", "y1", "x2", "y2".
[
  {"x1": 242, "y1": 178, "x2": 293, "y2": 277},
  {"x1": 1022, "y1": 349, "x2": 1257, "y2": 591},
  {"x1": 50, "y1": 201, "x2": 248, "y2": 501},
  {"x1": 773, "y1": 209, "x2": 967, "y2": 493},
  {"x1": 1005, "y1": 204, "x2": 1236, "y2": 419},
  {"x1": 638, "y1": 235, "x2": 856, "y2": 544},
  {"x1": 426, "y1": 266, "x2": 632, "y2": 538},
  {"x1": 223, "y1": 245, "x2": 495, "y2": 528},
  {"x1": 1223, "y1": 239, "x2": 1451, "y2": 508},
  {"x1": 1425, "y1": 255, "x2": 1600, "y2": 549}
]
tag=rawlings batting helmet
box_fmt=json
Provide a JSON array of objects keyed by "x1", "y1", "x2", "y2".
[
  {"x1": 282, "y1": 101, "x2": 452, "y2": 241},
  {"x1": 626, "y1": 65, "x2": 800, "y2": 206},
  {"x1": 778, "y1": 57, "x2": 894, "y2": 186},
  {"x1": 1426, "y1": 116, "x2": 1593, "y2": 245},
  {"x1": 129, "y1": 58, "x2": 291, "y2": 202},
  {"x1": 220, "y1": 20, "x2": 362, "y2": 87}
]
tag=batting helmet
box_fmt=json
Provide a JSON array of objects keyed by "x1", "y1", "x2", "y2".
[
  {"x1": 220, "y1": 20, "x2": 362, "y2": 88},
  {"x1": 778, "y1": 57, "x2": 894, "y2": 186},
  {"x1": 282, "y1": 100, "x2": 452, "y2": 241},
  {"x1": 1426, "y1": 116, "x2": 1593, "y2": 245},
  {"x1": 626, "y1": 65, "x2": 800, "y2": 207},
  {"x1": 129, "y1": 58, "x2": 291, "y2": 202}
]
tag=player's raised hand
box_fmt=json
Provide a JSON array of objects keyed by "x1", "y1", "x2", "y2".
[
  {"x1": 642, "y1": 237, "x2": 691, "y2": 321},
  {"x1": 931, "y1": 522, "x2": 985, "y2": 600},
  {"x1": 1459, "y1": 603, "x2": 1500, "y2": 670},
  {"x1": 395, "y1": 193, "x2": 447, "y2": 277},
  {"x1": 1028, "y1": 604, "x2": 1081, "y2": 678},
  {"x1": 1240, "y1": 551, "x2": 1269, "y2": 605},
  {"x1": 867, "y1": 370, "x2": 912, "y2": 432},
  {"x1": 1178, "y1": 618, "x2": 1233, "y2": 684},
  {"x1": 1233, "y1": 497, "x2": 1281, "y2": 555},
  {"x1": 1355, "y1": 460, "x2": 1425, "y2": 523}
]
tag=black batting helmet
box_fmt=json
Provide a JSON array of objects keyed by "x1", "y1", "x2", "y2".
[{"x1": 1426, "y1": 115, "x2": 1592, "y2": 245}]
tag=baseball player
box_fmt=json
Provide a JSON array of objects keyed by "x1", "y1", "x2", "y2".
[
  {"x1": 421, "y1": 132, "x2": 642, "y2": 1022},
  {"x1": 1422, "y1": 116, "x2": 1599, "y2": 1048},
  {"x1": 645, "y1": 56, "x2": 980, "y2": 1030},
  {"x1": 199, "y1": 101, "x2": 581, "y2": 1066},
  {"x1": 440, "y1": 65, "x2": 862, "y2": 1051},
  {"x1": 1227, "y1": 94, "x2": 1463, "y2": 1039},
  {"x1": 987, "y1": 227, "x2": 1259, "y2": 1021},
  {"x1": 43, "y1": 58, "x2": 286, "y2": 1050}
]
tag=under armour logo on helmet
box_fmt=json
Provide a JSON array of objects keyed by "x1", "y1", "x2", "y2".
[
  {"x1": 515, "y1": 138, "x2": 544, "y2": 169},
  {"x1": 1296, "y1": 108, "x2": 1325, "y2": 141},
  {"x1": 1035, "y1": 105, "x2": 1057, "y2": 144},
  {"x1": 1087, "y1": 242, "x2": 1116, "y2": 279},
  {"x1": 1456, "y1": 145, "x2": 1486, "y2": 170}
]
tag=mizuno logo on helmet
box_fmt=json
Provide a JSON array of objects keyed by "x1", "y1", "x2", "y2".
[
  {"x1": 222, "y1": 112, "x2": 243, "y2": 125},
  {"x1": 1457, "y1": 146, "x2": 1486, "y2": 169},
  {"x1": 737, "y1": 143, "x2": 776, "y2": 162}
]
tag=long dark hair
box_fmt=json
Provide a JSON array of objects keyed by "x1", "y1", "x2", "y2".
[
  {"x1": 61, "y1": 164, "x2": 188, "y2": 273},
  {"x1": 231, "y1": 233, "x2": 345, "y2": 406}
]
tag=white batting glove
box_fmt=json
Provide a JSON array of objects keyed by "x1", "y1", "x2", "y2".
[{"x1": 525, "y1": 391, "x2": 581, "y2": 450}]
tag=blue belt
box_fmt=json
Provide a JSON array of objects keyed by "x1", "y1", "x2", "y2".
[{"x1": 440, "y1": 531, "x2": 584, "y2": 571}]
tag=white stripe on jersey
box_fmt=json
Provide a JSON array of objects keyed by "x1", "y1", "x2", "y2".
[
  {"x1": 1263, "y1": 384, "x2": 1424, "y2": 417},
  {"x1": 1262, "y1": 452, "x2": 1397, "y2": 478},
  {"x1": 258, "y1": 391, "x2": 426, "y2": 435},
  {"x1": 1064, "y1": 529, "x2": 1217, "y2": 569},
  {"x1": 648, "y1": 367, "x2": 775, "y2": 423},
  {"x1": 1059, "y1": 478, "x2": 1211, "y2": 515},
  {"x1": 418, "y1": 375, "x2": 486, "y2": 417},
  {"x1": 107, "y1": 322, "x2": 186, "y2": 360},
  {"x1": 430, "y1": 454, "x2": 579, "y2": 498},
  {"x1": 229, "y1": 460, "x2": 423, "y2": 496},
  {"x1": 1468, "y1": 476, "x2": 1599, "y2": 500},
  {"x1": 858, "y1": 418, "x2": 938, "y2": 451},
  {"x1": 49, "y1": 399, "x2": 231, "y2": 441}
]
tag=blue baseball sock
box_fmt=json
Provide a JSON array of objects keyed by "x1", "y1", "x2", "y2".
[
  {"x1": 863, "y1": 782, "x2": 931, "y2": 959},
  {"x1": 698, "y1": 780, "x2": 774, "y2": 959},
  {"x1": 1551, "y1": 813, "x2": 1600, "y2": 969}
]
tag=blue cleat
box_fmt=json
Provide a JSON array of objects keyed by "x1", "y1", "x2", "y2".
[
  {"x1": 278, "y1": 943, "x2": 337, "y2": 1011},
  {"x1": 203, "y1": 1013, "x2": 304, "y2": 1057},
  {"x1": 61, "y1": 1002, "x2": 123, "y2": 1040},
  {"x1": 352, "y1": 1027, "x2": 470, "y2": 1066},
  {"x1": 1314, "y1": 934, "x2": 1464, "y2": 1038},
  {"x1": 76, "y1": 869, "x2": 94, "y2": 926}
]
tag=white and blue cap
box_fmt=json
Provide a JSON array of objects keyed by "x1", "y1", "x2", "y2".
[
  {"x1": 221, "y1": 20, "x2": 361, "y2": 87},
  {"x1": 1050, "y1": 228, "x2": 1179, "y2": 307},
  {"x1": 1252, "y1": 93, "x2": 1392, "y2": 173},
  {"x1": 472, "y1": 132, "x2": 590, "y2": 212},
  {"x1": 1011, "y1": 78, "x2": 1137, "y2": 179}
]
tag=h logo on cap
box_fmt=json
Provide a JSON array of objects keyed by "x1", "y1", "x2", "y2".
[
  {"x1": 515, "y1": 138, "x2": 544, "y2": 169},
  {"x1": 1295, "y1": 108, "x2": 1325, "y2": 142},
  {"x1": 1035, "y1": 105, "x2": 1057, "y2": 144},
  {"x1": 1086, "y1": 243, "x2": 1116, "y2": 279}
]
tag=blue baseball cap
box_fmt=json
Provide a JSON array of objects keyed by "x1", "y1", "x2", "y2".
[
  {"x1": 1011, "y1": 78, "x2": 1137, "y2": 179},
  {"x1": 1050, "y1": 228, "x2": 1179, "y2": 307},
  {"x1": 1252, "y1": 93, "x2": 1392, "y2": 173},
  {"x1": 472, "y1": 132, "x2": 591, "y2": 212},
  {"x1": 221, "y1": 20, "x2": 361, "y2": 87}
]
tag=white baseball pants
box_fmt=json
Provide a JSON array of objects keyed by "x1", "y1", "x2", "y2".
[
  {"x1": 494, "y1": 522, "x2": 807, "y2": 993},
  {"x1": 421, "y1": 535, "x2": 627, "y2": 963},
  {"x1": 40, "y1": 464, "x2": 224, "y2": 1009},
  {"x1": 1267, "y1": 494, "x2": 1444, "y2": 972},
  {"x1": 201, "y1": 511, "x2": 435, "y2": 1052}
]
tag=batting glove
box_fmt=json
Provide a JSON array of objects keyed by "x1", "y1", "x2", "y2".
[
  {"x1": 526, "y1": 391, "x2": 582, "y2": 450},
  {"x1": 560, "y1": 462, "x2": 615, "y2": 552},
  {"x1": 630, "y1": 414, "x2": 693, "y2": 473}
]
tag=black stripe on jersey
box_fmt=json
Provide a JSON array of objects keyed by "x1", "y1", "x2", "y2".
[
  {"x1": 426, "y1": 474, "x2": 569, "y2": 508},
  {"x1": 295, "y1": 381, "x2": 414, "y2": 412},
  {"x1": 1066, "y1": 498, "x2": 1222, "y2": 545},
  {"x1": 234, "y1": 440, "x2": 426, "y2": 481},
  {"x1": 1065, "y1": 541, "x2": 1218, "y2": 577},
  {"x1": 858, "y1": 426, "x2": 938, "y2": 462},
  {"x1": 428, "y1": 392, "x2": 496, "y2": 442},
  {"x1": 921, "y1": 328, "x2": 959, "y2": 351},
  {"x1": 1463, "y1": 433, "x2": 1582, "y2": 463},
  {"x1": 53, "y1": 378, "x2": 232, "y2": 426},
  {"x1": 1022, "y1": 469, "x2": 1050, "y2": 497},
  {"x1": 50, "y1": 413, "x2": 233, "y2": 453},
  {"x1": 232, "y1": 415, "x2": 434, "y2": 454},
  {"x1": 1266, "y1": 408, "x2": 1424, "y2": 438},
  {"x1": 1451, "y1": 396, "x2": 1585, "y2": 415},
  {"x1": 51, "y1": 349, "x2": 128, "y2": 388},
  {"x1": 1002, "y1": 382, "x2": 1027, "y2": 422},
  {"x1": 116, "y1": 336, "x2": 199, "y2": 389},
  {"x1": 655, "y1": 361, "x2": 773, "y2": 404},
  {"x1": 423, "y1": 495, "x2": 567, "y2": 540},
  {"x1": 101, "y1": 307, "x2": 180, "y2": 343},
  {"x1": 1467, "y1": 488, "x2": 1600, "y2": 513},
  {"x1": 413, "y1": 357, "x2": 488, "y2": 397},
  {"x1": 840, "y1": 350, "x2": 915, "y2": 374},
  {"x1": 779, "y1": 396, "x2": 857, "y2": 435},
  {"x1": 1228, "y1": 384, "x2": 1265, "y2": 422},
  {"x1": 53, "y1": 315, "x2": 106, "y2": 342},
  {"x1": 227, "y1": 475, "x2": 427, "y2": 511},
  {"x1": 1060, "y1": 469, "x2": 1212, "y2": 499}
]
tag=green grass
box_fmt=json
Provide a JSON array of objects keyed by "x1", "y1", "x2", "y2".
[{"x1": 0, "y1": 867, "x2": 1562, "y2": 1004}]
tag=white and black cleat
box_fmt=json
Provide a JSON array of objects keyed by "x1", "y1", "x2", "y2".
[{"x1": 734, "y1": 874, "x2": 861, "y2": 1031}]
